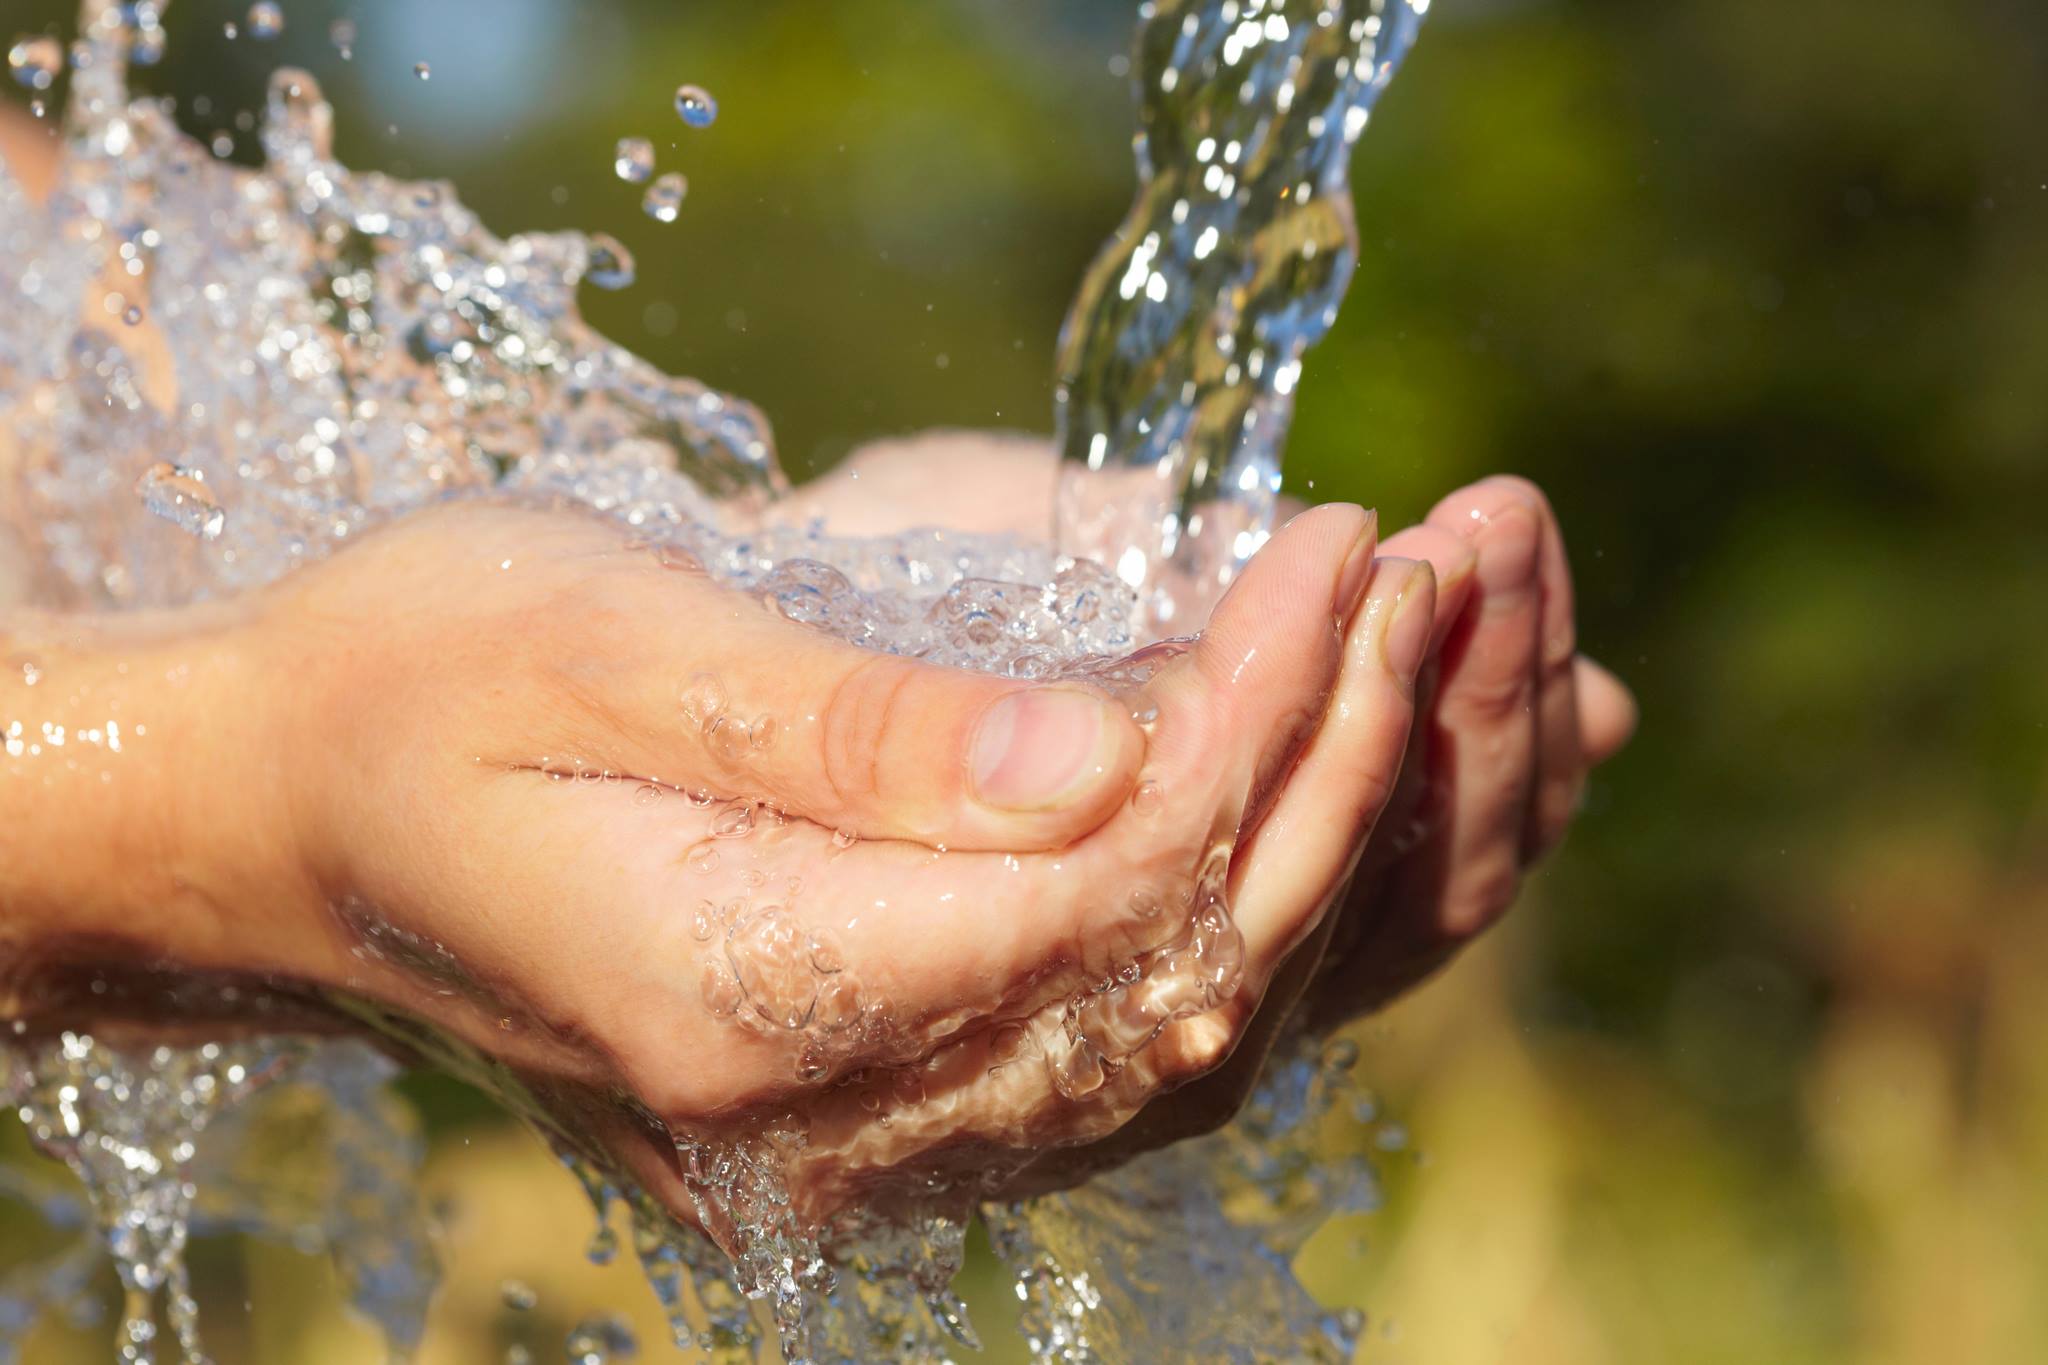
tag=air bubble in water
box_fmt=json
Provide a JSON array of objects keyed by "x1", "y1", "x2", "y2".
[
  {"x1": 136, "y1": 464, "x2": 226, "y2": 540},
  {"x1": 414, "y1": 61, "x2": 430, "y2": 80},
  {"x1": 329, "y1": 18, "x2": 355, "y2": 59},
  {"x1": 122, "y1": 304, "x2": 144, "y2": 326},
  {"x1": 222, "y1": 20, "x2": 239, "y2": 39},
  {"x1": 498, "y1": 1279, "x2": 537, "y2": 1311},
  {"x1": 1131, "y1": 778, "x2": 1163, "y2": 814},
  {"x1": 641, "y1": 172, "x2": 686, "y2": 224},
  {"x1": 7, "y1": 35, "x2": 61, "y2": 90},
  {"x1": 683, "y1": 841, "x2": 719, "y2": 875},
  {"x1": 583, "y1": 232, "x2": 635, "y2": 290},
  {"x1": 247, "y1": 2, "x2": 283, "y2": 40},
  {"x1": 612, "y1": 136, "x2": 654, "y2": 184},
  {"x1": 672, "y1": 84, "x2": 716, "y2": 128}
]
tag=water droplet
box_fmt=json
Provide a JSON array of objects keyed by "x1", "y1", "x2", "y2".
[
  {"x1": 498, "y1": 1278, "x2": 536, "y2": 1311},
  {"x1": 612, "y1": 136, "x2": 654, "y2": 184},
  {"x1": 988, "y1": 1022, "x2": 1027, "y2": 1065},
  {"x1": 1131, "y1": 702, "x2": 1160, "y2": 728},
  {"x1": 710, "y1": 802, "x2": 754, "y2": 839},
  {"x1": 794, "y1": 1045, "x2": 831, "y2": 1084},
  {"x1": 689, "y1": 901, "x2": 719, "y2": 941},
  {"x1": 707, "y1": 714, "x2": 752, "y2": 762},
  {"x1": 830, "y1": 828, "x2": 859, "y2": 851},
  {"x1": 632, "y1": 783, "x2": 663, "y2": 807},
  {"x1": 814, "y1": 975, "x2": 862, "y2": 1031},
  {"x1": 328, "y1": 18, "x2": 355, "y2": 60},
  {"x1": 246, "y1": 3, "x2": 283, "y2": 40},
  {"x1": 683, "y1": 841, "x2": 720, "y2": 875},
  {"x1": 413, "y1": 61, "x2": 430, "y2": 81},
  {"x1": 679, "y1": 673, "x2": 725, "y2": 729},
  {"x1": 122, "y1": 304, "x2": 144, "y2": 326},
  {"x1": 890, "y1": 1069, "x2": 926, "y2": 1106},
  {"x1": 583, "y1": 232, "x2": 634, "y2": 290},
  {"x1": 673, "y1": 84, "x2": 717, "y2": 128},
  {"x1": 7, "y1": 35, "x2": 61, "y2": 91},
  {"x1": 642, "y1": 172, "x2": 686, "y2": 224},
  {"x1": 700, "y1": 960, "x2": 744, "y2": 1017},
  {"x1": 1130, "y1": 778, "x2": 1163, "y2": 814},
  {"x1": 565, "y1": 1313, "x2": 638, "y2": 1364},
  {"x1": 749, "y1": 714, "x2": 777, "y2": 752},
  {"x1": 135, "y1": 464, "x2": 226, "y2": 540}
]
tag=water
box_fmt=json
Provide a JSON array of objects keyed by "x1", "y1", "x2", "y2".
[
  {"x1": 1054, "y1": 0, "x2": 1428, "y2": 633},
  {"x1": 615, "y1": 137, "x2": 656, "y2": 185},
  {"x1": 674, "y1": 85, "x2": 718, "y2": 130},
  {"x1": 0, "y1": 0, "x2": 1427, "y2": 1360}
]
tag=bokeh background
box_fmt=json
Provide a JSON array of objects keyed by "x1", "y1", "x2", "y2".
[{"x1": 4, "y1": 0, "x2": 2047, "y2": 1361}]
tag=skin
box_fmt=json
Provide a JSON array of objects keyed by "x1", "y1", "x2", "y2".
[{"x1": 0, "y1": 116, "x2": 1634, "y2": 1235}]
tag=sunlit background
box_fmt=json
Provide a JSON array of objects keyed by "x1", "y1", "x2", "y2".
[{"x1": 4, "y1": 0, "x2": 2046, "y2": 1360}]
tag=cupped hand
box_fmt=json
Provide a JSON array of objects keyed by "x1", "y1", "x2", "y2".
[
  {"x1": 783, "y1": 432, "x2": 1636, "y2": 1184},
  {"x1": 20, "y1": 490, "x2": 1401, "y2": 1236}
]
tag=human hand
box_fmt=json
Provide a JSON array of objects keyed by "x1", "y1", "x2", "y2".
[
  {"x1": 791, "y1": 433, "x2": 1635, "y2": 1012},
  {"x1": 782, "y1": 435, "x2": 1635, "y2": 1182},
  {"x1": 0, "y1": 493, "x2": 1406, "y2": 1235}
]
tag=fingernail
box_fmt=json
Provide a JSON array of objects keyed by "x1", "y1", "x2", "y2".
[
  {"x1": 1334, "y1": 510, "x2": 1380, "y2": 620},
  {"x1": 972, "y1": 688, "x2": 1122, "y2": 812},
  {"x1": 1474, "y1": 502, "x2": 1540, "y2": 593},
  {"x1": 1377, "y1": 560, "x2": 1436, "y2": 685}
]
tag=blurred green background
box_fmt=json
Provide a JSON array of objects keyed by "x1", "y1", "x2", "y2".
[{"x1": 5, "y1": 0, "x2": 2047, "y2": 1360}]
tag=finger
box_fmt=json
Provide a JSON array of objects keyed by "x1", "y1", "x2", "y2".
[
  {"x1": 1469, "y1": 476, "x2": 1586, "y2": 862},
  {"x1": 1151, "y1": 502, "x2": 1378, "y2": 834},
  {"x1": 587, "y1": 573, "x2": 1146, "y2": 853},
  {"x1": 1376, "y1": 523, "x2": 1478, "y2": 651},
  {"x1": 1576, "y1": 655, "x2": 1637, "y2": 764},
  {"x1": 1419, "y1": 476, "x2": 1545, "y2": 936},
  {"x1": 1227, "y1": 557, "x2": 1434, "y2": 977}
]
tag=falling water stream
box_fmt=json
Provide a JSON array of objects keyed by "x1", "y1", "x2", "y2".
[{"x1": 0, "y1": 1, "x2": 1428, "y2": 1360}]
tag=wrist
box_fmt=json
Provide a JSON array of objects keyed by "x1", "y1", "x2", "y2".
[{"x1": 0, "y1": 601, "x2": 325, "y2": 1018}]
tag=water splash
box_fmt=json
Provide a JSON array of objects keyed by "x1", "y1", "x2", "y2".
[{"x1": 1, "y1": 0, "x2": 1425, "y2": 1359}]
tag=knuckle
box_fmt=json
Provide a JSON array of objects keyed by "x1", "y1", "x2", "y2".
[
  {"x1": 1446, "y1": 852, "x2": 1523, "y2": 937},
  {"x1": 1443, "y1": 658, "x2": 1536, "y2": 720},
  {"x1": 817, "y1": 653, "x2": 918, "y2": 807},
  {"x1": 1482, "y1": 474, "x2": 1554, "y2": 522}
]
